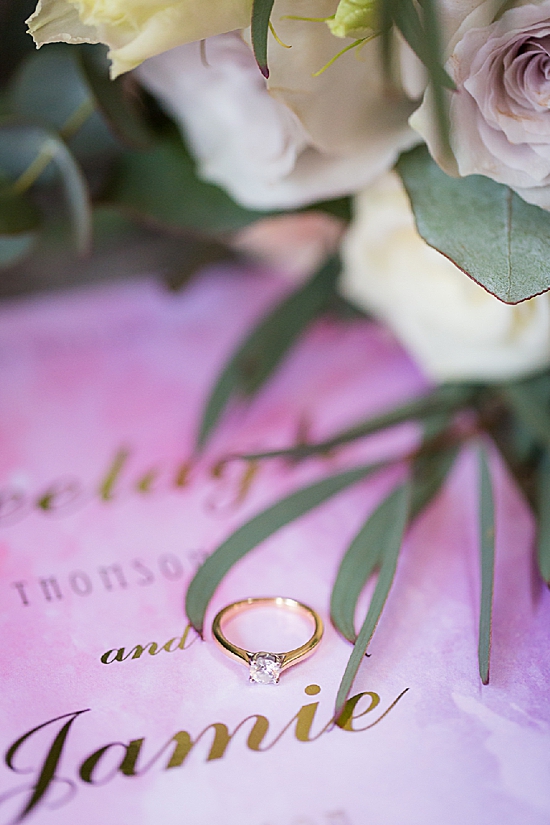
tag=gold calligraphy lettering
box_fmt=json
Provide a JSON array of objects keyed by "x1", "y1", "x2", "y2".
[{"x1": 166, "y1": 716, "x2": 270, "y2": 767}]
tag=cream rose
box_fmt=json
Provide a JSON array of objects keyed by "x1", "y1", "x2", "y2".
[
  {"x1": 138, "y1": 0, "x2": 419, "y2": 210},
  {"x1": 411, "y1": 0, "x2": 550, "y2": 210},
  {"x1": 340, "y1": 172, "x2": 550, "y2": 381},
  {"x1": 26, "y1": 0, "x2": 252, "y2": 77}
]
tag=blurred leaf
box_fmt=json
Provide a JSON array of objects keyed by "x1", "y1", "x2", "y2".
[
  {"x1": 0, "y1": 0, "x2": 36, "y2": 88},
  {"x1": 9, "y1": 45, "x2": 116, "y2": 162},
  {"x1": 106, "y1": 126, "x2": 270, "y2": 234},
  {"x1": 0, "y1": 186, "x2": 40, "y2": 234},
  {"x1": 0, "y1": 123, "x2": 91, "y2": 254},
  {"x1": 236, "y1": 383, "x2": 476, "y2": 462},
  {"x1": 409, "y1": 414, "x2": 459, "y2": 518},
  {"x1": 499, "y1": 380, "x2": 550, "y2": 450},
  {"x1": 536, "y1": 451, "x2": 550, "y2": 585},
  {"x1": 417, "y1": 0, "x2": 452, "y2": 149},
  {"x1": 77, "y1": 44, "x2": 155, "y2": 150},
  {"x1": 0, "y1": 233, "x2": 36, "y2": 267},
  {"x1": 198, "y1": 256, "x2": 340, "y2": 449},
  {"x1": 251, "y1": 0, "x2": 275, "y2": 78},
  {"x1": 394, "y1": 0, "x2": 453, "y2": 90},
  {"x1": 164, "y1": 237, "x2": 235, "y2": 292},
  {"x1": 335, "y1": 483, "x2": 410, "y2": 713},
  {"x1": 478, "y1": 444, "x2": 495, "y2": 685},
  {"x1": 186, "y1": 460, "x2": 386, "y2": 635},
  {"x1": 304, "y1": 196, "x2": 352, "y2": 223},
  {"x1": 397, "y1": 145, "x2": 550, "y2": 303}
]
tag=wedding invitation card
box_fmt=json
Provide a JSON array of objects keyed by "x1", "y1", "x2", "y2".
[{"x1": 1, "y1": 268, "x2": 549, "y2": 825}]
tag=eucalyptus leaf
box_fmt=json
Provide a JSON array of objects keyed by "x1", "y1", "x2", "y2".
[
  {"x1": 397, "y1": 145, "x2": 550, "y2": 303},
  {"x1": 106, "y1": 126, "x2": 270, "y2": 234},
  {"x1": 77, "y1": 44, "x2": 155, "y2": 150},
  {"x1": 9, "y1": 45, "x2": 115, "y2": 162},
  {"x1": 0, "y1": 123, "x2": 91, "y2": 254},
  {"x1": 478, "y1": 445, "x2": 495, "y2": 685},
  {"x1": 236, "y1": 383, "x2": 475, "y2": 462},
  {"x1": 536, "y1": 450, "x2": 550, "y2": 585},
  {"x1": 335, "y1": 483, "x2": 410, "y2": 713},
  {"x1": 198, "y1": 256, "x2": 340, "y2": 449},
  {"x1": 499, "y1": 381, "x2": 550, "y2": 450},
  {"x1": 185, "y1": 460, "x2": 386, "y2": 635},
  {"x1": 0, "y1": 186, "x2": 40, "y2": 234},
  {"x1": 251, "y1": 0, "x2": 275, "y2": 78},
  {"x1": 0, "y1": 233, "x2": 36, "y2": 267}
]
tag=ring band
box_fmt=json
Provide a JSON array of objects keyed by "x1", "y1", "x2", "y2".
[{"x1": 212, "y1": 597, "x2": 323, "y2": 684}]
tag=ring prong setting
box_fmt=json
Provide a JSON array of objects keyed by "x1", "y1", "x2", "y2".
[{"x1": 248, "y1": 652, "x2": 284, "y2": 685}]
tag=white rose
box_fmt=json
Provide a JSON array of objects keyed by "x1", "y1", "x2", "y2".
[
  {"x1": 340, "y1": 172, "x2": 550, "y2": 381},
  {"x1": 137, "y1": 0, "x2": 419, "y2": 210},
  {"x1": 411, "y1": 0, "x2": 550, "y2": 209},
  {"x1": 26, "y1": 0, "x2": 252, "y2": 77}
]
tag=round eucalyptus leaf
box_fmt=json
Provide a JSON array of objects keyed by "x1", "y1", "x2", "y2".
[
  {"x1": 0, "y1": 233, "x2": 36, "y2": 267},
  {"x1": 9, "y1": 45, "x2": 116, "y2": 162}
]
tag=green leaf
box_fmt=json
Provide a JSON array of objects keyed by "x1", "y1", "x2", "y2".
[
  {"x1": 536, "y1": 450, "x2": 550, "y2": 585},
  {"x1": 478, "y1": 445, "x2": 495, "y2": 685},
  {"x1": 8, "y1": 45, "x2": 116, "y2": 162},
  {"x1": 331, "y1": 487, "x2": 405, "y2": 644},
  {"x1": 335, "y1": 483, "x2": 410, "y2": 713},
  {"x1": 77, "y1": 44, "x2": 155, "y2": 150},
  {"x1": 303, "y1": 196, "x2": 352, "y2": 223},
  {"x1": 106, "y1": 126, "x2": 270, "y2": 234},
  {"x1": 331, "y1": 415, "x2": 457, "y2": 646},
  {"x1": 416, "y1": 0, "x2": 452, "y2": 151},
  {"x1": 393, "y1": 0, "x2": 453, "y2": 91},
  {"x1": 397, "y1": 145, "x2": 550, "y2": 303},
  {"x1": 0, "y1": 186, "x2": 40, "y2": 234},
  {"x1": 499, "y1": 381, "x2": 550, "y2": 450},
  {"x1": 251, "y1": 0, "x2": 275, "y2": 78},
  {"x1": 0, "y1": 123, "x2": 91, "y2": 254},
  {"x1": 409, "y1": 414, "x2": 459, "y2": 519},
  {"x1": 0, "y1": 233, "x2": 36, "y2": 267},
  {"x1": 198, "y1": 256, "x2": 340, "y2": 449},
  {"x1": 185, "y1": 460, "x2": 386, "y2": 635},
  {"x1": 236, "y1": 383, "x2": 475, "y2": 462}
]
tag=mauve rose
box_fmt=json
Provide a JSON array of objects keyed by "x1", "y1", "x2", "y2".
[{"x1": 411, "y1": 0, "x2": 550, "y2": 209}]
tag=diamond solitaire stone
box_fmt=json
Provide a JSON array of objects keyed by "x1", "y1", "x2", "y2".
[{"x1": 249, "y1": 652, "x2": 283, "y2": 685}]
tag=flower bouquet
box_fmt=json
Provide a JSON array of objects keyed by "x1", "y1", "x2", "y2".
[{"x1": 3, "y1": 0, "x2": 550, "y2": 709}]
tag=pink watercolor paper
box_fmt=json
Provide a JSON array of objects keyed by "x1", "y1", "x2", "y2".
[{"x1": 0, "y1": 269, "x2": 549, "y2": 825}]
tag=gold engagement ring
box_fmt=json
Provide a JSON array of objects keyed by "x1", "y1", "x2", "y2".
[{"x1": 212, "y1": 597, "x2": 323, "y2": 685}]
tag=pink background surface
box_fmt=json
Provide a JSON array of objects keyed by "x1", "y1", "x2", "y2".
[{"x1": 0, "y1": 269, "x2": 549, "y2": 825}]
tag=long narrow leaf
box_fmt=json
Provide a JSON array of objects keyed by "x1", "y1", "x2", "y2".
[
  {"x1": 186, "y1": 460, "x2": 385, "y2": 635},
  {"x1": 410, "y1": 414, "x2": 459, "y2": 519},
  {"x1": 478, "y1": 445, "x2": 495, "y2": 685},
  {"x1": 331, "y1": 488, "x2": 402, "y2": 643},
  {"x1": 335, "y1": 483, "x2": 410, "y2": 712},
  {"x1": 251, "y1": 0, "x2": 275, "y2": 78},
  {"x1": 331, "y1": 416, "x2": 457, "y2": 646},
  {"x1": 418, "y1": 0, "x2": 453, "y2": 149},
  {"x1": 537, "y1": 450, "x2": 550, "y2": 585},
  {"x1": 198, "y1": 256, "x2": 340, "y2": 449},
  {"x1": 234, "y1": 383, "x2": 475, "y2": 462}
]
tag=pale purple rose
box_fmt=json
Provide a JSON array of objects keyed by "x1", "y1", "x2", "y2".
[{"x1": 411, "y1": 1, "x2": 550, "y2": 209}]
